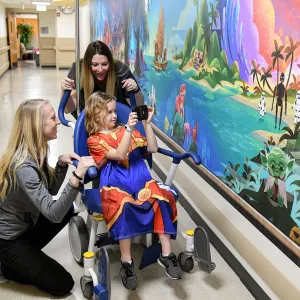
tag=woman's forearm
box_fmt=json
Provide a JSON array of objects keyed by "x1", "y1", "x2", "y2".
[
  {"x1": 135, "y1": 90, "x2": 145, "y2": 106},
  {"x1": 62, "y1": 90, "x2": 77, "y2": 114}
]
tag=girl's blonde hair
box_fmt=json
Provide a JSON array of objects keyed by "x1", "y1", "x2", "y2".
[
  {"x1": 85, "y1": 92, "x2": 116, "y2": 135},
  {"x1": 0, "y1": 99, "x2": 54, "y2": 199},
  {"x1": 81, "y1": 41, "x2": 116, "y2": 106}
]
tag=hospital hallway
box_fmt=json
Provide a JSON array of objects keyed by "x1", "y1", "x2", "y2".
[{"x1": 0, "y1": 63, "x2": 260, "y2": 300}]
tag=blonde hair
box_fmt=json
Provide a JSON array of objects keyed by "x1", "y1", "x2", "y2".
[
  {"x1": 85, "y1": 92, "x2": 116, "y2": 135},
  {"x1": 0, "y1": 99, "x2": 54, "y2": 199},
  {"x1": 81, "y1": 41, "x2": 116, "y2": 107}
]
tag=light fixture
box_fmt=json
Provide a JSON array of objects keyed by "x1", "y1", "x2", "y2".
[
  {"x1": 22, "y1": 2, "x2": 25, "y2": 9},
  {"x1": 36, "y1": 5, "x2": 47, "y2": 11},
  {"x1": 32, "y1": 1, "x2": 50, "y2": 5}
]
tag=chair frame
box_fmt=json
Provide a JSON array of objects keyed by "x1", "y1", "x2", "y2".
[{"x1": 59, "y1": 91, "x2": 206, "y2": 300}]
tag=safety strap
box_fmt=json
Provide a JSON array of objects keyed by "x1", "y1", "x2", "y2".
[{"x1": 129, "y1": 92, "x2": 137, "y2": 108}]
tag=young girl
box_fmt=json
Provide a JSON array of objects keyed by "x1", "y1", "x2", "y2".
[{"x1": 85, "y1": 92, "x2": 182, "y2": 291}]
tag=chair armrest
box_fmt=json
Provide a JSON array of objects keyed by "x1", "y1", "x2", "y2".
[
  {"x1": 157, "y1": 147, "x2": 201, "y2": 165},
  {"x1": 58, "y1": 90, "x2": 72, "y2": 126},
  {"x1": 72, "y1": 159, "x2": 99, "y2": 184}
]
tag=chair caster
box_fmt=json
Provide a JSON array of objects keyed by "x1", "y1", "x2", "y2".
[
  {"x1": 69, "y1": 216, "x2": 89, "y2": 265},
  {"x1": 80, "y1": 276, "x2": 94, "y2": 299},
  {"x1": 178, "y1": 252, "x2": 194, "y2": 272}
]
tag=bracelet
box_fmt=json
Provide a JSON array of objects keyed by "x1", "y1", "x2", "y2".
[
  {"x1": 124, "y1": 124, "x2": 134, "y2": 132},
  {"x1": 134, "y1": 86, "x2": 140, "y2": 93},
  {"x1": 72, "y1": 171, "x2": 83, "y2": 181}
]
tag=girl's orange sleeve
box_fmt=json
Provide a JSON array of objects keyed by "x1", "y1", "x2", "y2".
[{"x1": 87, "y1": 135, "x2": 112, "y2": 165}]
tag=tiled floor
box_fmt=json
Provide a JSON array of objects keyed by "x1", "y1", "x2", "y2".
[{"x1": 0, "y1": 62, "x2": 254, "y2": 300}]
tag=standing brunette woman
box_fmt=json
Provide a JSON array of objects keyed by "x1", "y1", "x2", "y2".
[{"x1": 61, "y1": 40, "x2": 144, "y2": 118}]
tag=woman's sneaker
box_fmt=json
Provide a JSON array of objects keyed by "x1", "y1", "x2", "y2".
[
  {"x1": 158, "y1": 252, "x2": 182, "y2": 279},
  {"x1": 120, "y1": 261, "x2": 138, "y2": 290}
]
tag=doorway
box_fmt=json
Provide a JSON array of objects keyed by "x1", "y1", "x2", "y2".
[
  {"x1": 7, "y1": 13, "x2": 18, "y2": 69},
  {"x1": 9, "y1": 13, "x2": 39, "y2": 69}
]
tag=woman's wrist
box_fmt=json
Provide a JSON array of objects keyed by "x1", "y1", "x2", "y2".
[
  {"x1": 72, "y1": 170, "x2": 83, "y2": 180},
  {"x1": 57, "y1": 156, "x2": 68, "y2": 168},
  {"x1": 69, "y1": 176, "x2": 79, "y2": 188}
]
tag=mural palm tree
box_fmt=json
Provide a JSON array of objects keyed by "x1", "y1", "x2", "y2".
[
  {"x1": 289, "y1": 74, "x2": 300, "y2": 91},
  {"x1": 271, "y1": 40, "x2": 284, "y2": 95},
  {"x1": 240, "y1": 81, "x2": 249, "y2": 95},
  {"x1": 193, "y1": 0, "x2": 199, "y2": 24},
  {"x1": 284, "y1": 36, "x2": 300, "y2": 90},
  {"x1": 200, "y1": 23, "x2": 212, "y2": 60},
  {"x1": 122, "y1": 0, "x2": 132, "y2": 65},
  {"x1": 132, "y1": 0, "x2": 149, "y2": 76},
  {"x1": 208, "y1": 1, "x2": 219, "y2": 28},
  {"x1": 278, "y1": 123, "x2": 300, "y2": 144},
  {"x1": 260, "y1": 65, "x2": 274, "y2": 95},
  {"x1": 278, "y1": 123, "x2": 300, "y2": 156},
  {"x1": 250, "y1": 60, "x2": 263, "y2": 91}
]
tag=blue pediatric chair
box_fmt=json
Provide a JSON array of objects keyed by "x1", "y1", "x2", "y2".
[{"x1": 58, "y1": 91, "x2": 215, "y2": 300}]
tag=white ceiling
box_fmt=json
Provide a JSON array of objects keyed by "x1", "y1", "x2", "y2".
[
  {"x1": 0, "y1": 0, "x2": 66, "y2": 8},
  {"x1": 1, "y1": 0, "x2": 51, "y2": 4}
]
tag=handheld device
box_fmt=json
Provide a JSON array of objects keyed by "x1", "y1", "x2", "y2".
[{"x1": 132, "y1": 105, "x2": 148, "y2": 121}]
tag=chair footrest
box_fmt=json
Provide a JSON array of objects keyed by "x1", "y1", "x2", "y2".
[{"x1": 95, "y1": 234, "x2": 118, "y2": 248}]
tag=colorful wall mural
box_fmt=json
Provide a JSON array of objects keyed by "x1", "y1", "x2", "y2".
[{"x1": 90, "y1": 0, "x2": 300, "y2": 252}]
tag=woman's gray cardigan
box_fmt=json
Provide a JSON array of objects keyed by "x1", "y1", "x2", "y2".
[{"x1": 0, "y1": 158, "x2": 79, "y2": 240}]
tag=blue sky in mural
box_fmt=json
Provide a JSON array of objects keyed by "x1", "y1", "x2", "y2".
[
  {"x1": 146, "y1": 0, "x2": 192, "y2": 56},
  {"x1": 146, "y1": 0, "x2": 216, "y2": 56}
]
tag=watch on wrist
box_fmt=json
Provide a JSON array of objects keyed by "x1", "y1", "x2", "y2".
[{"x1": 125, "y1": 125, "x2": 134, "y2": 132}]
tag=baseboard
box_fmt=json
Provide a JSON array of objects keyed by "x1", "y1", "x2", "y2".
[{"x1": 0, "y1": 62, "x2": 9, "y2": 78}]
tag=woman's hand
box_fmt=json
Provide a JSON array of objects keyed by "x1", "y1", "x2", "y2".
[
  {"x1": 143, "y1": 106, "x2": 154, "y2": 125},
  {"x1": 61, "y1": 77, "x2": 75, "y2": 91},
  {"x1": 58, "y1": 153, "x2": 80, "y2": 167},
  {"x1": 122, "y1": 78, "x2": 138, "y2": 92},
  {"x1": 75, "y1": 156, "x2": 97, "y2": 178},
  {"x1": 127, "y1": 112, "x2": 138, "y2": 129}
]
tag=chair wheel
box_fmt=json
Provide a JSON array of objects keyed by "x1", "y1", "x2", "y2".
[
  {"x1": 69, "y1": 216, "x2": 89, "y2": 265},
  {"x1": 80, "y1": 276, "x2": 94, "y2": 299},
  {"x1": 211, "y1": 262, "x2": 216, "y2": 271},
  {"x1": 178, "y1": 252, "x2": 194, "y2": 272}
]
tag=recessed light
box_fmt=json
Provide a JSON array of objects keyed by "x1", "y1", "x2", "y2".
[{"x1": 32, "y1": 2, "x2": 50, "y2": 5}]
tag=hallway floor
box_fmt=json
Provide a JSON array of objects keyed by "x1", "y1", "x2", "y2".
[{"x1": 0, "y1": 64, "x2": 254, "y2": 300}]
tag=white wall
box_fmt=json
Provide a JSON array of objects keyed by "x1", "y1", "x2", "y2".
[
  {"x1": 0, "y1": 2, "x2": 7, "y2": 38},
  {"x1": 56, "y1": 9, "x2": 75, "y2": 38},
  {"x1": 6, "y1": 8, "x2": 57, "y2": 39},
  {"x1": 39, "y1": 10, "x2": 56, "y2": 38},
  {"x1": 79, "y1": 0, "x2": 90, "y2": 56},
  {"x1": 16, "y1": 14, "x2": 37, "y2": 19}
]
